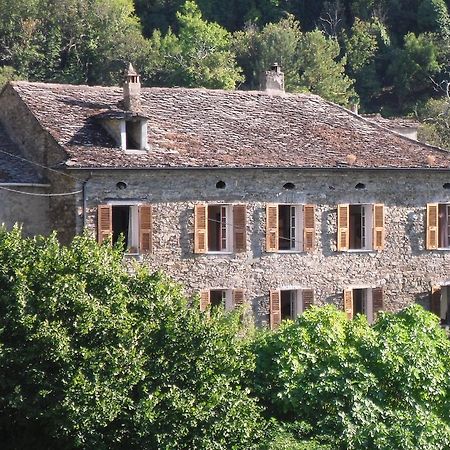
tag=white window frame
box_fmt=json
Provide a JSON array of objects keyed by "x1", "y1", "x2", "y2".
[
  {"x1": 107, "y1": 200, "x2": 142, "y2": 255},
  {"x1": 280, "y1": 288, "x2": 307, "y2": 320},
  {"x1": 437, "y1": 204, "x2": 450, "y2": 249},
  {"x1": 348, "y1": 204, "x2": 373, "y2": 251},
  {"x1": 207, "y1": 204, "x2": 233, "y2": 254},
  {"x1": 352, "y1": 287, "x2": 374, "y2": 324},
  {"x1": 209, "y1": 289, "x2": 234, "y2": 311},
  {"x1": 277, "y1": 204, "x2": 304, "y2": 253},
  {"x1": 120, "y1": 119, "x2": 149, "y2": 152}
]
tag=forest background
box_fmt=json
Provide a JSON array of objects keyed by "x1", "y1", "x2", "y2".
[{"x1": 0, "y1": 0, "x2": 449, "y2": 146}]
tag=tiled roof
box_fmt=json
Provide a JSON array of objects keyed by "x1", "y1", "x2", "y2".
[
  {"x1": 0, "y1": 123, "x2": 45, "y2": 183},
  {"x1": 9, "y1": 81, "x2": 450, "y2": 170},
  {"x1": 363, "y1": 113, "x2": 419, "y2": 129}
]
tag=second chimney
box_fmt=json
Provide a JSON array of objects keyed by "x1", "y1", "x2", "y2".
[
  {"x1": 123, "y1": 63, "x2": 141, "y2": 112},
  {"x1": 261, "y1": 63, "x2": 285, "y2": 94}
]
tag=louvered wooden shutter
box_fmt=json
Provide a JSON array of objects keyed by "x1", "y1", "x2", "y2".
[
  {"x1": 97, "y1": 205, "x2": 112, "y2": 245},
  {"x1": 426, "y1": 203, "x2": 439, "y2": 250},
  {"x1": 233, "y1": 205, "x2": 247, "y2": 252},
  {"x1": 139, "y1": 204, "x2": 153, "y2": 254},
  {"x1": 194, "y1": 204, "x2": 208, "y2": 253},
  {"x1": 302, "y1": 289, "x2": 314, "y2": 311},
  {"x1": 233, "y1": 289, "x2": 245, "y2": 308},
  {"x1": 372, "y1": 287, "x2": 383, "y2": 320},
  {"x1": 303, "y1": 205, "x2": 315, "y2": 252},
  {"x1": 343, "y1": 289, "x2": 353, "y2": 320},
  {"x1": 266, "y1": 204, "x2": 279, "y2": 252},
  {"x1": 200, "y1": 290, "x2": 210, "y2": 312},
  {"x1": 431, "y1": 285, "x2": 442, "y2": 317},
  {"x1": 270, "y1": 290, "x2": 281, "y2": 329},
  {"x1": 373, "y1": 204, "x2": 385, "y2": 251},
  {"x1": 337, "y1": 204, "x2": 349, "y2": 251}
]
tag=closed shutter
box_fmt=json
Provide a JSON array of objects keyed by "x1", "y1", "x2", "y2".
[
  {"x1": 266, "y1": 204, "x2": 279, "y2": 252},
  {"x1": 343, "y1": 289, "x2": 353, "y2": 320},
  {"x1": 337, "y1": 204, "x2": 350, "y2": 251},
  {"x1": 431, "y1": 285, "x2": 442, "y2": 317},
  {"x1": 372, "y1": 287, "x2": 384, "y2": 320},
  {"x1": 233, "y1": 205, "x2": 247, "y2": 252},
  {"x1": 139, "y1": 204, "x2": 152, "y2": 254},
  {"x1": 97, "y1": 205, "x2": 112, "y2": 244},
  {"x1": 373, "y1": 204, "x2": 385, "y2": 250},
  {"x1": 200, "y1": 290, "x2": 210, "y2": 312},
  {"x1": 303, "y1": 205, "x2": 315, "y2": 252},
  {"x1": 270, "y1": 290, "x2": 281, "y2": 329},
  {"x1": 233, "y1": 289, "x2": 245, "y2": 308},
  {"x1": 426, "y1": 203, "x2": 439, "y2": 250},
  {"x1": 302, "y1": 289, "x2": 314, "y2": 311},
  {"x1": 194, "y1": 204, "x2": 208, "y2": 253}
]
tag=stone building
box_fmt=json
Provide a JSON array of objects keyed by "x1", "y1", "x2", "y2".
[{"x1": 1, "y1": 65, "x2": 450, "y2": 328}]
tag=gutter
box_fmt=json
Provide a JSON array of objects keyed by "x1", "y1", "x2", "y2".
[{"x1": 0, "y1": 183, "x2": 51, "y2": 187}]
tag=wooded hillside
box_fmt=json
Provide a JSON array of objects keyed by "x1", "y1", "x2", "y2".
[{"x1": 1, "y1": 0, "x2": 449, "y2": 145}]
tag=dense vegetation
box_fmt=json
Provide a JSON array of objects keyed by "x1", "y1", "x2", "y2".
[{"x1": 0, "y1": 227, "x2": 450, "y2": 449}]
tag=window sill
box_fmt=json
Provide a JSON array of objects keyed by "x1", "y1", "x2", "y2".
[
  {"x1": 433, "y1": 248, "x2": 450, "y2": 251},
  {"x1": 123, "y1": 253, "x2": 143, "y2": 261},
  {"x1": 206, "y1": 251, "x2": 233, "y2": 255},
  {"x1": 276, "y1": 250, "x2": 304, "y2": 254},
  {"x1": 342, "y1": 249, "x2": 376, "y2": 253}
]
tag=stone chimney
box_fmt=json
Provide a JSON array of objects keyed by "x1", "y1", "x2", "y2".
[
  {"x1": 261, "y1": 63, "x2": 285, "y2": 94},
  {"x1": 123, "y1": 63, "x2": 141, "y2": 111}
]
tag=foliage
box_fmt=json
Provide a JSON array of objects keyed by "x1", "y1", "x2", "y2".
[
  {"x1": 144, "y1": 1, "x2": 243, "y2": 89},
  {"x1": 417, "y1": 95, "x2": 450, "y2": 148},
  {"x1": 0, "y1": 66, "x2": 19, "y2": 87},
  {"x1": 297, "y1": 30, "x2": 356, "y2": 105},
  {"x1": 252, "y1": 305, "x2": 450, "y2": 450},
  {"x1": 0, "y1": 227, "x2": 263, "y2": 449}
]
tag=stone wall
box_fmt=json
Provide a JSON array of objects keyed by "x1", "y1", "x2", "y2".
[{"x1": 76, "y1": 167, "x2": 450, "y2": 325}]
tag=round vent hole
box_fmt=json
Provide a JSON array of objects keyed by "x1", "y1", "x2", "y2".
[
  {"x1": 216, "y1": 180, "x2": 226, "y2": 189},
  {"x1": 355, "y1": 183, "x2": 366, "y2": 190},
  {"x1": 283, "y1": 182, "x2": 295, "y2": 190},
  {"x1": 116, "y1": 181, "x2": 128, "y2": 190},
  {"x1": 443, "y1": 183, "x2": 450, "y2": 189}
]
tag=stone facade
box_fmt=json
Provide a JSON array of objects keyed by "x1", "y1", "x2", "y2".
[{"x1": 76, "y1": 167, "x2": 450, "y2": 325}]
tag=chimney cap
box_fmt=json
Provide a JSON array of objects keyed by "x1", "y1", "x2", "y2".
[
  {"x1": 125, "y1": 62, "x2": 138, "y2": 77},
  {"x1": 270, "y1": 62, "x2": 282, "y2": 73}
]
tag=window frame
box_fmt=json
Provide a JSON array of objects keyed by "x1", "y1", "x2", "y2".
[
  {"x1": 277, "y1": 204, "x2": 304, "y2": 253},
  {"x1": 206, "y1": 204, "x2": 234, "y2": 254}
]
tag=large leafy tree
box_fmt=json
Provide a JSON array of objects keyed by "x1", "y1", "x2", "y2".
[{"x1": 0, "y1": 227, "x2": 264, "y2": 449}]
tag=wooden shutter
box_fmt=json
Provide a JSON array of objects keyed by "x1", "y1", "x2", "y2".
[
  {"x1": 372, "y1": 287, "x2": 384, "y2": 320},
  {"x1": 139, "y1": 204, "x2": 152, "y2": 254},
  {"x1": 302, "y1": 289, "x2": 314, "y2": 311},
  {"x1": 431, "y1": 285, "x2": 442, "y2": 317},
  {"x1": 303, "y1": 205, "x2": 315, "y2": 252},
  {"x1": 337, "y1": 204, "x2": 349, "y2": 251},
  {"x1": 270, "y1": 290, "x2": 281, "y2": 329},
  {"x1": 426, "y1": 203, "x2": 439, "y2": 250},
  {"x1": 194, "y1": 204, "x2": 208, "y2": 253},
  {"x1": 233, "y1": 205, "x2": 247, "y2": 252},
  {"x1": 233, "y1": 289, "x2": 245, "y2": 308},
  {"x1": 373, "y1": 204, "x2": 385, "y2": 251},
  {"x1": 266, "y1": 204, "x2": 279, "y2": 252},
  {"x1": 200, "y1": 290, "x2": 210, "y2": 312},
  {"x1": 343, "y1": 289, "x2": 353, "y2": 320},
  {"x1": 97, "y1": 205, "x2": 112, "y2": 244}
]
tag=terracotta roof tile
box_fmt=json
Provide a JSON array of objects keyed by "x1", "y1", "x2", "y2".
[{"x1": 9, "y1": 81, "x2": 450, "y2": 170}]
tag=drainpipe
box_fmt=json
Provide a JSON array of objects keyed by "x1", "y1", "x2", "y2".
[{"x1": 82, "y1": 173, "x2": 92, "y2": 230}]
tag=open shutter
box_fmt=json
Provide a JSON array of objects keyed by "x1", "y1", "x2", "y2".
[
  {"x1": 426, "y1": 203, "x2": 439, "y2": 250},
  {"x1": 303, "y1": 205, "x2": 315, "y2": 252},
  {"x1": 431, "y1": 285, "x2": 442, "y2": 317},
  {"x1": 139, "y1": 204, "x2": 152, "y2": 254},
  {"x1": 343, "y1": 289, "x2": 353, "y2": 320},
  {"x1": 97, "y1": 205, "x2": 112, "y2": 245},
  {"x1": 232, "y1": 289, "x2": 245, "y2": 308},
  {"x1": 270, "y1": 290, "x2": 281, "y2": 329},
  {"x1": 302, "y1": 289, "x2": 314, "y2": 312},
  {"x1": 233, "y1": 205, "x2": 247, "y2": 252},
  {"x1": 194, "y1": 204, "x2": 208, "y2": 253},
  {"x1": 372, "y1": 287, "x2": 384, "y2": 320},
  {"x1": 200, "y1": 290, "x2": 210, "y2": 312},
  {"x1": 266, "y1": 204, "x2": 279, "y2": 252},
  {"x1": 337, "y1": 204, "x2": 349, "y2": 251},
  {"x1": 373, "y1": 204, "x2": 385, "y2": 251}
]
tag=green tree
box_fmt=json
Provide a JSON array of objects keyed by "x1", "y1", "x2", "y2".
[
  {"x1": 418, "y1": 0, "x2": 450, "y2": 36},
  {"x1": 233, "y1": 15, "x2": 302, "y2": 90},
  {"x1": 297, "y1": 30, "x2": 356, "y2": 105},
  {"x1": 417, "y1": 95, "x2": 450, "y2": 149},
  {"x1": 0, "y1": 227, "x2": 264, "y2": 449},
  {"x1": 145, "y1": 1, "x2": 243, "y2": 89}
]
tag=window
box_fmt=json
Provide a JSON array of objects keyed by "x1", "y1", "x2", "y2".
[
  {"x1": 199, "y1": 289, "x2": 245, "y2": 312},
  {"x1": 337, "y1": 204, "x2": 384, "y2": 251},
  {"x1": 269, "y1": 289, "x2": 314, "y2": 329},
  {"x1": 194, "y1": 204, "x2": 246, "y2": 254},
  {"x1": 121, "y1": 119, "x2": 148, "y2": 151},
  {"x1": 266, "y1": 204, "x2": 315, "y2": 252},
  {"x1": 430, "y1": 285, "x2": 450, "y2": 325},
  {"x1": 426, "y1": 203, "x2": 450, "y2": 249},
  {"x1": 343, "y1": 287, "x2": 383, "y2": 324},
  {"x1": 97, "y1": 204, "x2": 152, "y2": 254}
]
